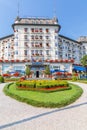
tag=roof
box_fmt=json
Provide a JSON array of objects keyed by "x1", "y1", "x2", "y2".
[
  {"x1": 0, "y1": 34, "x2": 14, "y2": 40},
  {"x1": 12, "y1": 17, "x2": 61, "y2": 31},
  {"x1": 59, "y1": 34, "x2": 81, "y2": 44},
  {"x1": 14, "y1": 17, "x2": 58, "y2": 24}
]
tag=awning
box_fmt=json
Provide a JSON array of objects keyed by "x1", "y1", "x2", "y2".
[
  {"x1": 73, "y1": 65, "x2": 86, "y2": 71},
  {"x1": 50, "y1": 69, "x2": 66, "y2": 73}
]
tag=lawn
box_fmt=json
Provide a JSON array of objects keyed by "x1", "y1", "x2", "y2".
[
  {"x1": 72, "y1": 79, "x2": 87, "y2": 84},
  {"x1": 3, "y1": 83, "x2": 83, "y2": 108}
]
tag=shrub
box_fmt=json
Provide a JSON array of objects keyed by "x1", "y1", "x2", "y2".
[
  {"x1": 72, "y1": 76, "x2": 77, "y2": 81},
  {"x1": 0, "y1": 76, "x2": 4, "y2": 83},
  {"x1": 16, "y1": 80, "x2": 69, "y2": 90}
]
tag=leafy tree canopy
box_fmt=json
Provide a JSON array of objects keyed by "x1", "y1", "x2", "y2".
[
  {"x1": 25, "y1": 65, "x2": 31, "y2": 76},
  {"x1": 81, "y1": 55, "x2": 87, "y2": 66},
  {"x1": 45, "y1": 66, "x2": 50, "y2": 75}
]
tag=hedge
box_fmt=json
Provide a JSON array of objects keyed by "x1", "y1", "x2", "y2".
[{"x1": 16, "y1": 80, "x2": 69, "y2": 89}]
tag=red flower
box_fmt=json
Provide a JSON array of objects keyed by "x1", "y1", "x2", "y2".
[
  {"x1": 3, "y1": 73, "x2": 11, "y2": 77},
  {"x1": 13, "y1": 72, "x2": 20, "y2": 77},
  {"x1": 11, "y1": 60, "x2": 14, "y2": 62},
  {"x1": 64, "y1": 60, "x2": 68, "y2": 63},
  {"x1": 60, "y1": 60, "x2": 63, "y2": 62},
  {"x1": 0, "y1": 60, "x2": 3, "y2": 62},
  {"x1": 56, "y1": 72, "x2": 62, "y2": 75},
  {"x1": 16, "y1": 59, "x2": 20, "y2": 62},
  {"x1": 70, "y1": 59, "x2": 74, "y2": 63},
  {"x1": 4, "y1": 60, "x2": 8, "y2": 62}
]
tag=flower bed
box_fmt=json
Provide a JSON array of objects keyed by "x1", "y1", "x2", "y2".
[
  {"x1": 3, "y1": 83, "x2": 83, "y2": 108},
  {"x1": 16, "y1": 80, "x2": 70, "y2": 92}
]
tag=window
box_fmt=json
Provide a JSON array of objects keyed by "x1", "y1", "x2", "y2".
[
  {"x1": 55, "y1": 36, "x2": 57, "y2": 39},
  {"x1": 15, "y1": 34, "x2": 18, "y2": 39},
  {"x1": 31, "y1": 35, "x2": 34, "y2": 40},
  {"x1": 35, "y1": 28, "x2": 38, "y2": 32},
  {"x1": 8, "y1": 45, "x2": 10, "y2": 48},
  {"x1": 8, "y1": 53, "x2": 10, "y2": 56},
  {"x1": 40, "y1": 28, "x2": 42, "y2": 32},
  {"x1": 55, "y1": 29, "x2": 58, "y2": 33},
  {"x1": 46, "y1": 43, "x2": 49, "y2": 47},
  {"x1": 55, "y1": 51, "x2": 58, "y2": 55},
  {"x1": 40, "y1": 50, "x2": 42, "y2": 54},
  {"x1": 24, "y1": 42, "x2": 28, "y2": 47},
  {"x1": 35, "y1": 50, "x2": 38, "y2": 54},
  {"x1": 31, "y1": 28, "x2": 34, "y2": 32},
  {"x1": 40, "y1": 36, "x2": 42, "y2": 39},
  {"x1": 46, "y1": 36, "x2": 49, "y2": 39},
  {"x1": 31, "y1": 50, "x2": 34, "y2": 54},
  {"x1": 55, "y1": 43, "x2": 58, "y2": 47},
  {"x1": 40, "y1": 43, "x2": 42, "y2": 47},
  {"x1": 46, "y1": 50, "x2": 49, "y2": 55},
  {"x1": 24, "y1": 35, "x2": 28, "y2": 40},
  {"x1": 35, "y1": 35, "x2": 38, "y2": 39},
  {"x1": 15, "y1": 42, "x2": 18, "y2": 46},
  {"x1": 24, "y1": 28, "x2": 28, "y2": 32},
  {"x1": 46, "y1": 28, "x2": 49, "y2": 33},
  {"x1": 15, "y1": 51, "x2": 18, "y2": 55},
  {"x1": 24, "y1": 50, "x2": 27, "y2": 55}
]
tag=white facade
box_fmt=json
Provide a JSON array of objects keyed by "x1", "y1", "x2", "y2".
[
  {"x1": 13, "y1": 17, "x2": 60, "y2": 62},
  {"x1": 77, "y1": 36, "x2": 87, "y2": 55},
  {"x1": 0, "y1": 17, "x2": 86, "y2": 75}
]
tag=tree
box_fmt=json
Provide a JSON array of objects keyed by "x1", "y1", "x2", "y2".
[
  {"x1": 81, "y1": 55, "x2": 87, "y2": 78},
  {"x1": 44, "y1": 66, "x2": 51, "y2": 75},
  {"x1": 81, "y1": 55, "x2": 87, "y2": 66},
  {"x1": 25, "y1": 65, "x2": 31, "y2": 78}
]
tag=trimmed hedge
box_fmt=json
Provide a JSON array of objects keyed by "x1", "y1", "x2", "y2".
[
  {"x1": 16, "y1": 80, "x2": 69, "y2": 89},
  {"x1": 3, "y1": 83, "x2": 83, "y2": 108},
  {"x1": 5, "y1": 78, "x2": 20, "y2": 82}
]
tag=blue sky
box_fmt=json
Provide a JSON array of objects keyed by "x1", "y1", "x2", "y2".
[{"x1": 0, "y1": 0, "x2": 87, "y2": 40}]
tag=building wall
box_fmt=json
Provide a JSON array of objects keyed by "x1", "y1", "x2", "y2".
[
  {"x1": 0, "y1": 17, "x2": 86, "y2": 74},
  {"x1": 58, "y1": 35, "x2": 86, "y2": 64},
  {"x1": 13, "y1": 25, "x2": 59, "y2": 61}
]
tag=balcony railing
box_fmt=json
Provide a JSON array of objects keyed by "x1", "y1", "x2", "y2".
[
  {"x1": 31, "y1": 54, "x2": 44, "y2": 57},
  {"x1": 31, "y1": 45, "x2": 44, "y2": 48}
]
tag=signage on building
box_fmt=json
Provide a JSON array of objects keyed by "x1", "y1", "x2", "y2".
[{"x1": 32, "y1": 62, "x2": 43, "y2": 66}]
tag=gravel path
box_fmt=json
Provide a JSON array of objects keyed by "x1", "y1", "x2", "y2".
[{"x1": 0, "y1": 82, "x2": 87, "y2": 130}]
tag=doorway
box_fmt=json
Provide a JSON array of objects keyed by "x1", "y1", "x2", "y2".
[{"x1": 36, "y1": 71, "x2": 39, "y2": 78}]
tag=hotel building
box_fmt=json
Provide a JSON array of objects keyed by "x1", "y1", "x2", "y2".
[{"x1": 0, "y1": 16, "x2": 86, "y2": 77}]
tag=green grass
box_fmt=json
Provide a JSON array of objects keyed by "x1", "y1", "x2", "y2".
[
  {"x1": 72, "y1": 79, "x2": 87, "y2": 84},
  {"x1": 3, "y1": 83, "x2": 83, "y2": 108}
]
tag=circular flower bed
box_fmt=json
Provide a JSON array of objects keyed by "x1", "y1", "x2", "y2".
[{"x1": 3, "y1": 82, "x2": 83, "y2": 108}]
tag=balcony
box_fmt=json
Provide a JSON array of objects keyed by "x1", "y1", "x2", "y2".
[
  {"x1": 31, "y1": 54, "x2": 44, "y2": 57},
  {"x1": 31, "y1": 44, "x2": 44, "y2": 48}
]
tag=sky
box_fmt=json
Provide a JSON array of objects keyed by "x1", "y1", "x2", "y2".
[{"x1": 0, "y1": 0, "x2": 87, "y2": 40}]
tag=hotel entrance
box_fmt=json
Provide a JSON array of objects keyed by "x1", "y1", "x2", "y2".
[
  {"x1": 29, "y1": 62, "x2": 46, "y2": 79},
  {"x1": 36, "y1": 70, "x2": 39, "y2": 78}
]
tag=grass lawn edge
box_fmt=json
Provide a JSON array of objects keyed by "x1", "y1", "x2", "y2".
[{"x1": 3, "y1": 83, "x2": 83, "y2": 108}]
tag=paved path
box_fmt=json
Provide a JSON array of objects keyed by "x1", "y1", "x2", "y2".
[{"x1": 0, "y1": 82, "x2": 87, "y2": 130}]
